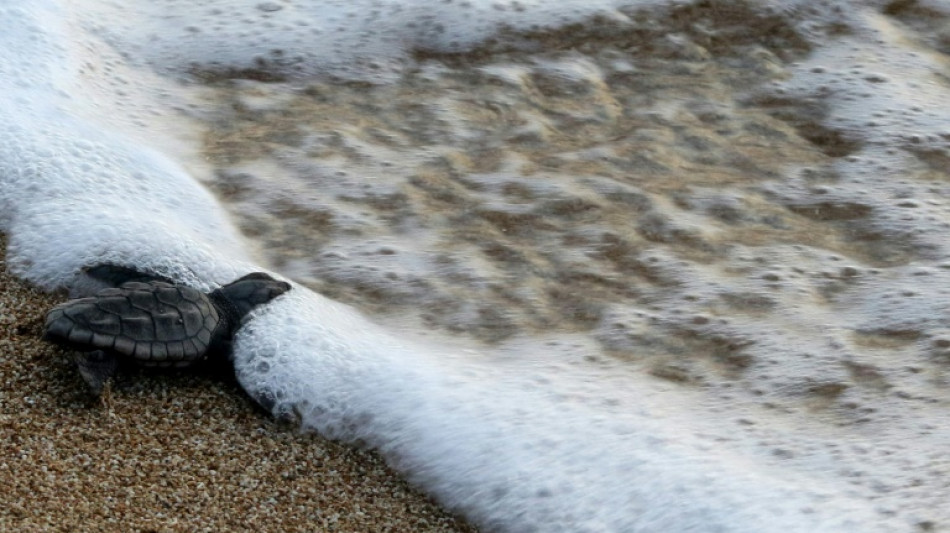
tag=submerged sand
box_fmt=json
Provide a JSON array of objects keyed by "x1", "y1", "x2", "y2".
[
  {"x1": 192, "y1": 3, "x2": 950, "y2": 529},
  {"x1": 0, "y1": 236, "x2": 475, "y2": 532}
]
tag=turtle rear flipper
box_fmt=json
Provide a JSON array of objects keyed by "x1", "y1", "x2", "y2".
[{"x1": 74, "y1": 350, "x2": 118, "y2": 396}]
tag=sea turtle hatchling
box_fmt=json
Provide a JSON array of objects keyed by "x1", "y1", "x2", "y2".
[{"x1": 44, "y1": 265, "x2": 291, "y2": 394}]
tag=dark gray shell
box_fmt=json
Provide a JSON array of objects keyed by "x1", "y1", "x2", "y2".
[{"x1": 44, "y1": 280, "x2": 221, "y2": 368}]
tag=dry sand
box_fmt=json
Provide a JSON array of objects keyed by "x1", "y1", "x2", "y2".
[{"x1": 0, "y1": 235, "x2": 476, "y2": 532}]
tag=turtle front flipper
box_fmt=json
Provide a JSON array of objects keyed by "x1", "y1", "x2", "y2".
[
  {"x1": 74, "y1": 350, "x2": 118, "y2": 395},
  {"x1": 69, "y1": 264, "x2": 175, "y2": 298},
  {"x1": 83, "y1": 264, "x2": 175, "y2": 287}
]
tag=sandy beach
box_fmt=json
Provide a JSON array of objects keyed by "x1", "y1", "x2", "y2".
[
  {"x1": 0, "y1": 235, "x2": 476, "y2": 532},
  {"x1": 4, "y1": 1, "x2": 950, "y2": 530}
]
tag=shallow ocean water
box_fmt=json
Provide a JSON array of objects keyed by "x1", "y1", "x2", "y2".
[{"x1": 2, "y1": 0, "x2": 950, "y2": 531}]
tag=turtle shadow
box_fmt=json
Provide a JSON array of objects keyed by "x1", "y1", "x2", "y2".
[{"x1": 45, "y1": 345, "x2": 256, "y2": 412}]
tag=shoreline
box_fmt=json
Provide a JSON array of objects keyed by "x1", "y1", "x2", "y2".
[{"x1": 0, "y1": 234, "x2": 476, "y2": 532}]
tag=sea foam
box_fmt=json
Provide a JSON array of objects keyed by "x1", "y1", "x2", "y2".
[
  {"x1": 0, "y1": 1, "x2": 933, "y2": 531},
  {"x1": 79, "y1": 0, "x2": 641, "y2": 81},
  {"x1": 235, "y1": 288, "x2": 879, "y2": 532}
]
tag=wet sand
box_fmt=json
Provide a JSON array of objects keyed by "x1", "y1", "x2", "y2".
[{"x1": 0, "y1": 235, "x2": 476, "y2": 532}]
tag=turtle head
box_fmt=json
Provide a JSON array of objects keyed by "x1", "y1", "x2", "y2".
[{"x1": 212, "y1": 272, "x2": 292, "y2": 322}]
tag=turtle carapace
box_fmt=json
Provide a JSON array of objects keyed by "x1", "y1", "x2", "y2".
[{"x1": 44, "y1": 266, "x2": 291, "y2": 394}]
